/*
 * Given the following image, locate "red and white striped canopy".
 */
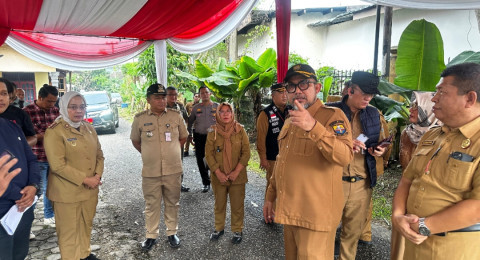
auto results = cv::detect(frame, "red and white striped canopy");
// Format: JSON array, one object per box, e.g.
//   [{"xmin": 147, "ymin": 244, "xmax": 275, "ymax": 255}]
[{"xmin": 0, "ymin": 0, "xmax": 256, "ymax": 70}]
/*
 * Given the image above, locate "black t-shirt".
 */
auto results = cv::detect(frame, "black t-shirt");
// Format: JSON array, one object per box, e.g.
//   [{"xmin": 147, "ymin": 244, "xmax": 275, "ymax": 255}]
[{"xmin": 0, "ymin": 105, "xmax": 36, "ymax": 137}]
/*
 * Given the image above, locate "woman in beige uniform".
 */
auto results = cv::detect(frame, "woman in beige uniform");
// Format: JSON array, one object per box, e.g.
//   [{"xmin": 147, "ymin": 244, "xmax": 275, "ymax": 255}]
[
  {"xmin": 205, "ymin": 102, "xmax": 250, "ymax": 244},
  {"xmin": 44, "ymin": 91, "xmax": 104, "ymax": 260},
  {"xmin": 391, "ymin": 91, "xmax": 440, "ymax": 260}
]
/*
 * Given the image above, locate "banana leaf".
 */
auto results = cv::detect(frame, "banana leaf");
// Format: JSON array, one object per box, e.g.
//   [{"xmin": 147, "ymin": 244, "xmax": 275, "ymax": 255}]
[
  {"xmin": 394, "ymin": 19, "xmax": 445, "ymax": 92},
  {"xmin": 447, "ymin": 51, "xmax": 480, "ymax": 67},
  {"xmin": 256, "ymin": 48, "xmax": 277, "ymax": 69}
]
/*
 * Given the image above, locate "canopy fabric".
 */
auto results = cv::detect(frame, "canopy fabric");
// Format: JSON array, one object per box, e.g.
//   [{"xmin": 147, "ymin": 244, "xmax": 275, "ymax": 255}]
[
  {"xmin": 363, "ymin": 0, "xmax": 480, "ymax": 9},
  {"xmin": 0, "ymin": 0, "xmax": 257, "ymax": 72}
]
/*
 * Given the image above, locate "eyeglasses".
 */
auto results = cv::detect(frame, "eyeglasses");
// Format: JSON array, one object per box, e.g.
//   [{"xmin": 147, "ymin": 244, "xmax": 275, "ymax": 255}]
[
  {"xmin": 353, "ymin": 87, "xmax": 376, "ymax": 99},
  {"xmin": 409, "ymin": 102, "xmax": 418, "ymax": 110},
  {"xmin": 286, "ymin": 80, "xmax": 315, "ymax": 93},
  {"xmin": 219, "ymin": 110, "xmax": 232, "ymax": 115},
  {"xmin": 167, "ymin": 94, "xmax": 178, "ymax": 97},
  {"xmin": 67, "ymin": 105, "xmax": 87, "ymax": 111}
]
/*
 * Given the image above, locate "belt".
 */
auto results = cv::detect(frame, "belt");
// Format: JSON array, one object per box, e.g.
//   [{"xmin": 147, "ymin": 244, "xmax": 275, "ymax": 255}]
[
  {"xmin": 342, "ymin": 176, "xmax": 365, "ymax": 183},
  {"xmin": 435, "ymin": 223, "xmax": 480, "ymax": 236}
]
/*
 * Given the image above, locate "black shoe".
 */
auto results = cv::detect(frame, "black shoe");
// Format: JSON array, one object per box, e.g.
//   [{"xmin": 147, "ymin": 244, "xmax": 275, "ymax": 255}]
[
  {"xmin": 184, "ymin": 151, "xmax": 189, "ymax": 157},
  {"xmin": 202, "ymin": 185, "xmax": 210, "ymax": 193},
  {"xmin": 181, "ymin": 185, "xmax": 190, "ymax": 192},
  {"xmin": 80, "ymin": 254, "xmax": 100, "ymax": 260},
  {"xmin": 210, "ymin": 230, "xmax": 224, "ymax": 241},
  {"xmin": 358, "ymin": 239, "xmax": 372, "ymax": 245},
  {"xmin": 231, "ymin": 232, "xmax": 242, "ymax": 244},
  {"xmin": 141, "ymin": 238, "xmax": 157, "ymax": 251},
  {"xmin": 168, "ymin": 234, "xmax": 181, "ymax": 248}
]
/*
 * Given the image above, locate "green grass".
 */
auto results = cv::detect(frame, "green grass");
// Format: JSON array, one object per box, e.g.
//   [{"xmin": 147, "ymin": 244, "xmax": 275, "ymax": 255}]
[{"xmin": 247, "ymin": 144, "xmax": 265, "ymax": 177}]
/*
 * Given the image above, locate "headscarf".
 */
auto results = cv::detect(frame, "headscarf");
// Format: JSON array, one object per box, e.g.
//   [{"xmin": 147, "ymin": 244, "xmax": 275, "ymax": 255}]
[
  {"xmin": 405, "ymin": 91, "xmax": 441, "ymax": 144},
  {"xmin": 57, "ymin": 91, "xmax": 86, "ymax": 128},
  {"xmin": 213, "ymin": 102, "xmax": 243, "ymax": 174}
]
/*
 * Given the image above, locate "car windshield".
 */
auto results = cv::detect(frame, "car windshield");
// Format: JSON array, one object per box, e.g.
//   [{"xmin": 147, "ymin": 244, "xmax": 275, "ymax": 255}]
[
  {"xmin": 84, "ymin": 93, "xmax": 109, "ymax": 105},
  {"xmin": 112, "ymin": 93, "xmax": 121, "ymax": 98}
]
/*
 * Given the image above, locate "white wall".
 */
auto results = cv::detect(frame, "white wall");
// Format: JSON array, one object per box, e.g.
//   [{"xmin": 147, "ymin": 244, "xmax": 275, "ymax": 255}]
[{"xmin": 238, "ymin": 8, "xmax": 480, "ymax": 71}]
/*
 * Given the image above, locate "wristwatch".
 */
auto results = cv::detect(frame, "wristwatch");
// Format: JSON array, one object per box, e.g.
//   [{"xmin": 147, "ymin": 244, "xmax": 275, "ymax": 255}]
[
  {"xmin": 28, "ymin": 183, "xmax": 41, "ymax": 196},
  {"xmin": 418, "ymin": 218, "xmax": 431, "ymax": 236}
]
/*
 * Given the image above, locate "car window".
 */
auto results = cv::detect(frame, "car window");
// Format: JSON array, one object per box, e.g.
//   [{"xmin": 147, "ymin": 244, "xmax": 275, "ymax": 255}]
[{"xmin": 84, "ymin": 93, "xmax": 110, "ymax": 105}]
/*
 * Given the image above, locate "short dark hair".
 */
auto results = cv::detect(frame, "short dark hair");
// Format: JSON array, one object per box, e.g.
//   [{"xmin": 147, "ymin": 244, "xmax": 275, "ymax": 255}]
[
  {"xmin": 0, "ymin": 78, "xmax": 14, "ymax": 94},
  {"xmin": 38, "ymin": 84, "xmax": 59, "ymax": 98},
  {"xmin": 199, "ymin": 86, "xmax": 209, "ymax": 92},
  {"xmin": 166, "ymin": 86, "xmax": 177, "ymax": 92},
  {"xmin": 441, "ymin": 63, "xmax": 480, "ymax": 101}
]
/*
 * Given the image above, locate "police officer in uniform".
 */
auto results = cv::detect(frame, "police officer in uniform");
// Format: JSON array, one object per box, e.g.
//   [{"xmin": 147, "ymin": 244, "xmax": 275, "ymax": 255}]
[
  {"xmin": 256, "ymin": 83, "xmax": 288, "ymax": 211},
  {"xmin": 263, "ymin": 64, "xmax": 353, "ymax": 259},
  {"xmin": 393, "ymin": 63, "xmax": 480, "ymax": 259},
  {"xmin": 166, "ymin": 86, "xmax": 190, "ymax": 192},
  {"xmin": 131, "ymin": 83, "xmax": 188, "ymax": 250},
  {"xmin": 328, "ymin": 71, "xmax": 390, "ymax": 260},
  {"xmin": 187, "ymin": 86, "xmax": 218, "ymax": 192}
]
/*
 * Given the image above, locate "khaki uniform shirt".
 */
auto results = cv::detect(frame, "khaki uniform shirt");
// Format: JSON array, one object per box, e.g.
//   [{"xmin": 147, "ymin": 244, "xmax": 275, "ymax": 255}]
[
  {"xmin": 404, "ymin": 117, "xmax": 480, "ymax": 218},
  {"xmin": 256, "ymin": 111, "xmax": 269, "ymax": 162},
  {"xmin": 266, "ymin": 100, "xmax": 353, "ymax": 231},
  {"xmin": 44, "ymin": 119, "xmax": 104, "ymax": 203},
  {"xmin": 130, "ymin": 109, "xmax": 188, "ymax": 177},
  {"xmin": 205, "ymin": 126, "xmax": 251, "ymax": 185},
  {"xmin": 343, "ymin": 111, "xmax": 388, "ymax": 178}
]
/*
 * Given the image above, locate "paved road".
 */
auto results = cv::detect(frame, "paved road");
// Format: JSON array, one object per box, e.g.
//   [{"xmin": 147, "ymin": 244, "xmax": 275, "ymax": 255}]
[{"xmin": 27, "ymin": 118, "xmax": 391, "ymax": 259}]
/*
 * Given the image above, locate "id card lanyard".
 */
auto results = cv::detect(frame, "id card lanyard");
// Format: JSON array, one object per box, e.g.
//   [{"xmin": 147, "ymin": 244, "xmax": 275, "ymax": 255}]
[{"xmin": 165, "ymin": 123, "xmax": 171, "ymax": 142}]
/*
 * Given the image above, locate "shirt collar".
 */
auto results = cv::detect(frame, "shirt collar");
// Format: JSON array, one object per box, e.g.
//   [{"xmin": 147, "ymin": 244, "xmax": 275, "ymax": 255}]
[{"xmin": 441, "ymin": 116, "xmax": 480, "ymax": 138}]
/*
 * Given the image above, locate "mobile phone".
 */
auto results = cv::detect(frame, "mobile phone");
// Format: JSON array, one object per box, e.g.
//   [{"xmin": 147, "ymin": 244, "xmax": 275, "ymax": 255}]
[
  {"xmin": 1, "ymin": 150, "xmax": 16, "ymax": 162},
  {"xmin": 373, "ymin": 134, "xmax": 393, "ymax": 150}
]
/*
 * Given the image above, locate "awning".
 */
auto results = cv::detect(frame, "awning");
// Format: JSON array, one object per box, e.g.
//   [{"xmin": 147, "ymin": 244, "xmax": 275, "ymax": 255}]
[{"xmin": 0, "ymin": 0, "xmax": 257, "ymax": 72}]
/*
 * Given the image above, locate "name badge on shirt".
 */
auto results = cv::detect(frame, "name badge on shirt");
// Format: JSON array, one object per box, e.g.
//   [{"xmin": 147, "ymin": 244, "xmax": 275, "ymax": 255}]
[{"xmin": 165, "ymin": 132, "xmax": 171, "ymax": 142}]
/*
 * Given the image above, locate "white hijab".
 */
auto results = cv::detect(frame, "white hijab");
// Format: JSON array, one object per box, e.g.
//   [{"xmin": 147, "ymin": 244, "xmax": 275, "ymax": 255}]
[
  {"xmin": 56, "ymin": 91, "xmax": 86, "ymax": 128},
  {"xmin": 405, "ymin": 91, "xmax": 441, "ymax": 144}
]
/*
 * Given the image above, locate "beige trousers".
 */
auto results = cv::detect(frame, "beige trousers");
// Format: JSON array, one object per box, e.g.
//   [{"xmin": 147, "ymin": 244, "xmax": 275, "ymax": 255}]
[
  {"xmin": 212, "ymin": 182, "xmax": 245, "ymax": 232},
  {"xmin": 53, "ymin": 196, "xmax": 98, "ymax": 260},
  {"xmin": 142, "ymin": 173, "xmax": 181, "ymax": 238},
  {"xmin": 339, "ymin": 180, "xmax": 372, "ymax": 260},
  {"xmin": 284, "ymin": 225, "xmax": 336, "ymax": 260}
]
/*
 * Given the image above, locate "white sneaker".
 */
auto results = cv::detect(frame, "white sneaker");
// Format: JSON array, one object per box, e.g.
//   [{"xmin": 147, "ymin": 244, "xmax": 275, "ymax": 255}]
[
  {"xmin": 29, "ymin": 232, "xmax": 36, "ymax": 240},
  {"xmin": 44, "ymin": 217, "xmax": 56, "ymax": 226}
]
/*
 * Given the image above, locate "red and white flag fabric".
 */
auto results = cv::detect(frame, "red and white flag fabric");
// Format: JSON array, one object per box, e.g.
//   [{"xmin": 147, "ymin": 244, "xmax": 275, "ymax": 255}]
[{"xmin": 0, "ymin": 0, "xmax": 256, "ymax": 70}]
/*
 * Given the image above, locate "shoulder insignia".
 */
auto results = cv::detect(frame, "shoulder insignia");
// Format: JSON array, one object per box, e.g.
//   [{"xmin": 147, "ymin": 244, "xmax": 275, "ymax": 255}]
[
  {"xmin": 329, "ymin": 120, "xmax": 347, "ymax": 136},
  {"xmin": 48, "ymin": 120, "xmax": 60, "ymax": 129},
  {"xmin": 167, "ymin": 108, "xmax": 181, "ymax": 114},
  {"xmin": 135, "ymin": 110, "xmax": 148, "ymax": 117},
  {"xmin": 422, "ymin": 140, "xmax": 435, "ymax": 146}
]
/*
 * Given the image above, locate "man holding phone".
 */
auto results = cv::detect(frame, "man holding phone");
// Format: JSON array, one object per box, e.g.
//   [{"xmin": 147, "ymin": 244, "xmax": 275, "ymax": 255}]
[{"xmin": 327, "ymin": 71, "xmax": 390, "ymax": 260}]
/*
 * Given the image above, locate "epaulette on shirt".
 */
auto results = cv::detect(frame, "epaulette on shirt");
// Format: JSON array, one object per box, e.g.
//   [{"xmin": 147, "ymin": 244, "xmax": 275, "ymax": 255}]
[
  {"xmin": 167, "ymin": 108, "xmax": 181, "ymax": 114},
  {"xmin": 135, "ymin": 110, "xmax": 148, "ymax": 117},
  {"xmin": 48, "ymin": 120, "xmax": 61, "ymax": 129}
]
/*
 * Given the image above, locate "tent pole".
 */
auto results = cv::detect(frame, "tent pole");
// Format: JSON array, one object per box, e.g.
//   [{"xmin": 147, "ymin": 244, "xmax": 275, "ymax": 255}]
[{"xmin": 373, "ymin": 5, "xmax": 381, "ymax": 75}]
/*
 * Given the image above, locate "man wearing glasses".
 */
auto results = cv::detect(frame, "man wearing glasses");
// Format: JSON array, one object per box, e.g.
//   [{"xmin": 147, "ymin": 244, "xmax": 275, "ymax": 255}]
[
  {"xmin": 166, "ymin": 86, "xmax": 190, "ymax": 192},
  {"xmin": 263, "ymin": 64, "xmax": 353, "ymax": 258},
  {"xmin": 328, "ymin": 71, "xmax": 390, "ymax": 260}
]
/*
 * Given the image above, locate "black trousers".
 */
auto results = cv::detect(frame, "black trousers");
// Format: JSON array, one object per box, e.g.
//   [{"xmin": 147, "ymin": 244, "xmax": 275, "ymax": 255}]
[{"xmin": 193, "ymin": 133, "xmax": 210, "ymax": 186}]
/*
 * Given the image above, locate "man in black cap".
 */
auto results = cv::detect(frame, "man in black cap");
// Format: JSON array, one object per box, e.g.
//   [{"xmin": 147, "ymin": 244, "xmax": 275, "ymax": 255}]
[
  {"xmin": 327, "ymin": 71, "xmax": 390, "ymax": 260},
  {"xmin": 256, "ymin": 83, "xmax": 288, "ymax": 216},
  {"xmin": 264, "ymin": 64, "xmax": 353, "ymax": 258},
  {"xmin": 130, "ymin": 83, "xmax": 188, "ymax": 250}
]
